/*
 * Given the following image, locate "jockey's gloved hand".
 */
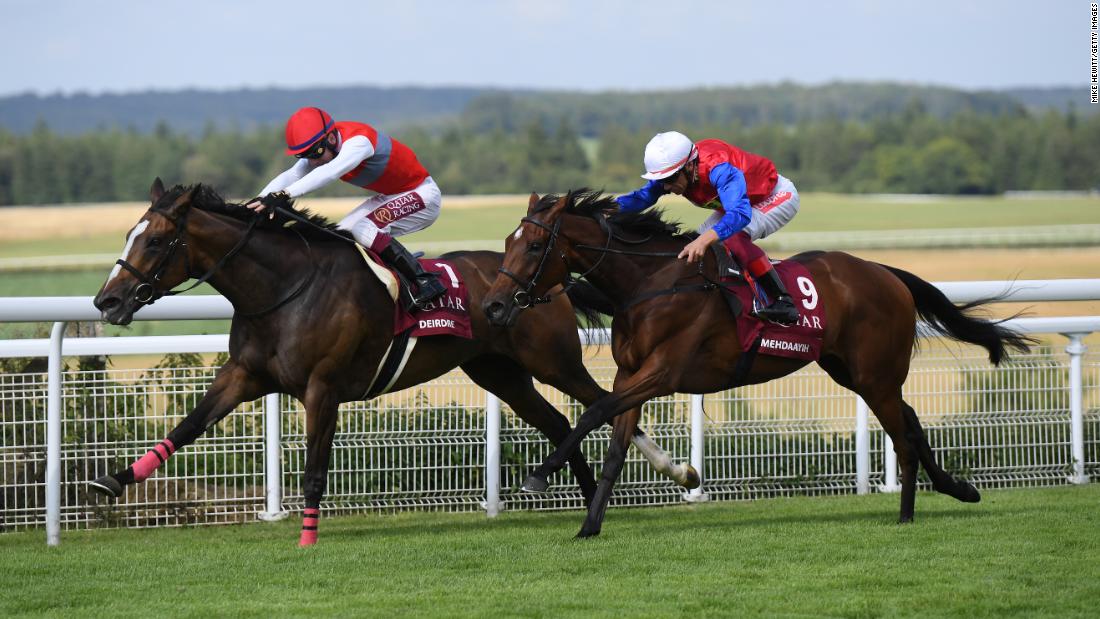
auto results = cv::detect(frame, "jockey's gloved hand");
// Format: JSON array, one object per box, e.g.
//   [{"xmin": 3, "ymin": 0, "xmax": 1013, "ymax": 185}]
[{"xmin": 260, "ymin": 191, "xmax": 291, "ymax": 209}]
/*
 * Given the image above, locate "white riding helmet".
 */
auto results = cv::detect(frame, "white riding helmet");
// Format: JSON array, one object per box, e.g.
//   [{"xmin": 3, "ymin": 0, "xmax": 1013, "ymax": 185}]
[{"xmin": 641, "ymin": 131, "xmax": 698, "ymax": 180}]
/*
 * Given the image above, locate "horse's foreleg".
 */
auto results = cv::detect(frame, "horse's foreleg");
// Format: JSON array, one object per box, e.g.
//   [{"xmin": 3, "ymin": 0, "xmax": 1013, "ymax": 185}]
[
  {"xmin": 577, "ymin": 406, "xmax": 640, "ymax": 539},
  {"xmin": 460, "ymin": 357, "xmax": 599, "ymax": 507},
  {"xmin": 525, "ymin": 346, "xmax": 697, "ymax": 490},
  {"xmin": 299, "ymin": 391, "xmax": 340, "ymax": 547},
  {"xmin": 631, "ymin": 430, "xmax": 699, "ymax": 489},
  {"xmin": 523, "ymin": 362, "xmax": 670, "ymax": 493},
  {"xmin": 88, "ymin": 362, "xmax": 266, "ymax": 497}
]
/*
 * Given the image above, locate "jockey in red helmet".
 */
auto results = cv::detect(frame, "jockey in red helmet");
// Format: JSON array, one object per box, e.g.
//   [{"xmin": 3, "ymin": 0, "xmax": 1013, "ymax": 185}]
[
  {"xmin": 616, "ymin": 131, "xmax": 800, "ymax": 325},
  {"xmin": 248, "ymin": 106, "xmax": 445, "ymax": 309}
]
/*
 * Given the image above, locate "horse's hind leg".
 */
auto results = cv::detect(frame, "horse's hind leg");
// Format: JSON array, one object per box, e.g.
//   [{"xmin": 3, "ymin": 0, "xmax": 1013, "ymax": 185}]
[
  {"xmin": 88, "ymin": 361, "xmax": 266, "ymax": 497},
  {"xmin": 901, "ymin": 401, "xmax": 980, "ymax": 503},
  {"xmin": 819, "ymin": 356, "xmax": 920, "ymax": 522},
  {"xmin": 864, "ymin": 391, "xmax": 921, "ymax": 523},
  {"xmin": 460, "ymin": 356, "xmax": 599, "ymax": 507}
]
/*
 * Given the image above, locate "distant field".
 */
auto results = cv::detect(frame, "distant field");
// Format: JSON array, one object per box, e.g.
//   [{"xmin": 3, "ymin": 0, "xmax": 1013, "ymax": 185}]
[
  {"xmin": 1, "ymin": 193, "xmax": 1097, "ymax": 337},
  {"xmin": 3, "ymin": 193, "xmax": 1099, "ymax": 260}
]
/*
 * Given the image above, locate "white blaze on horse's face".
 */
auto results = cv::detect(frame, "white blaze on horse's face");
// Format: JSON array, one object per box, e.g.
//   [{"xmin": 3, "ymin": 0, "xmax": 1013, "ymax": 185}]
[
  {"xmin": 512, "ymin": 226, "xmax": 523, "ymax": 241},
  {"xmin": 107, "ymin": 219, "xmax": 151, "ymax": 282}
]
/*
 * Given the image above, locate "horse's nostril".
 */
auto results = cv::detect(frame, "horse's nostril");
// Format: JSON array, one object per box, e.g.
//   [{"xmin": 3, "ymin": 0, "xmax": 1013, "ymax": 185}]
[{"xmin": 97, "ymin": 297, "xmax": 120, "ymax": 311}]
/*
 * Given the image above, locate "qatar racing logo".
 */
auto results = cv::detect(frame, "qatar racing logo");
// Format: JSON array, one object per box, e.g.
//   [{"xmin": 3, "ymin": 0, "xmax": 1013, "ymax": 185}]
[
  {"xmin": 368, "ymin": 192, "xmax": 425, "ymax": 226},
  {"xmin": 753, "ymin": 191, "xmax": 792, "ymax": 214}
]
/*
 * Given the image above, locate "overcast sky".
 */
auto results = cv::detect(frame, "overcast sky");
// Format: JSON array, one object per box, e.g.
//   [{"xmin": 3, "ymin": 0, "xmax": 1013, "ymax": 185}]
[{"xmin": 1, "ymin": 0, "xmax": 1089, "ymax": 96}]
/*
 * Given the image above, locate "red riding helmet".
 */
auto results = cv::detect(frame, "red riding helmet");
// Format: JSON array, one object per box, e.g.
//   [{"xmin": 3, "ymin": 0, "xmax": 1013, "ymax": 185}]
[{"xmin": 285, "ymin": 107, "xmax": 335, "ymax": 155}]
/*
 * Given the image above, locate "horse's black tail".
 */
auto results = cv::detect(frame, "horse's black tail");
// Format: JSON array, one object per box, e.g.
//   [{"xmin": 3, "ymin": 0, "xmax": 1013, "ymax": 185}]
[
  {"xmin": 565, "ymin": 280, "xmax": 614, "ymax": 329},
  {"xmin": 880, "ymin": 265, "xmax": 1036, "ymax": 365}
]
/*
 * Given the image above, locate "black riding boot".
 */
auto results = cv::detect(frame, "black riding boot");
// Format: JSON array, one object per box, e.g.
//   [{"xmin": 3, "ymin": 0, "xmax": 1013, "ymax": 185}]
[
  {"xmin": 379, "ymin": 238, "xmax": 446, "ymax": 309},
  {"xmin": 754, "ymin": 268, "xmax": 800, "ymax": 325}
]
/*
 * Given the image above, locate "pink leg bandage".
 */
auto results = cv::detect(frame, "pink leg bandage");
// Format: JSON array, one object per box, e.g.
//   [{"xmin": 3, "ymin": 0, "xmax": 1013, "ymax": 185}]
[
  {"xmin": 299, "ymin": 508, "xmax": 320, "ymax": 547},
  {"xmin": 131, "ymin": 439, "xmax": 176, "ymax": 482}
]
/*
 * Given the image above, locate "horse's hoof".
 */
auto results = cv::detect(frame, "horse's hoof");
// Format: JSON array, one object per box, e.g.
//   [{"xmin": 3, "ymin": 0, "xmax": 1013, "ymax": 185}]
[
  {"xmin": 575, "ymin": 527, "xmax": 601, "ymax": 539},
  {"xmin": 521, "ymin": 475, "xmax": 549, "ymax": 493},
  {"xmin": 88, "ymin": 476, "xmax": 122, "ymax": 498},
  {"xmin": 957, "ymin": 482, "xmax": 981, "ymax": 503},
  {"xmin": 682, "ymin": 464, "xmax": 701, "ymax": 490}
]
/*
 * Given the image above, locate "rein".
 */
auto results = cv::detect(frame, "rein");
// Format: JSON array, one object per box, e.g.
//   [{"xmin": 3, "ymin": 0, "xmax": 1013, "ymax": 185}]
[
  {"xmin": 504, "ymin": 210, "xmax": 722, "ymax": 313},
  {"xmin": 116, "ymin": 205, "xmax": 319, "ymax": 317}
]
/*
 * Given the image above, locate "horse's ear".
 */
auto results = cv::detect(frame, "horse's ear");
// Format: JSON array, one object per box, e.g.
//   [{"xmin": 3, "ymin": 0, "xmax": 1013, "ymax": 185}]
[
  {"xmin": 162, "ymin": 185, "xmax": 196, "ymax": 221},
  {"xmin": 548, "ymin": 193, "xmax": 570, "ymax": 217},
  {"xmin": 526, "ymin": 192, "xmax": 540, "ymax": 214},
  {"xmin": 150, "ymin": 178, "xmax": 166, "ymax": 203}
]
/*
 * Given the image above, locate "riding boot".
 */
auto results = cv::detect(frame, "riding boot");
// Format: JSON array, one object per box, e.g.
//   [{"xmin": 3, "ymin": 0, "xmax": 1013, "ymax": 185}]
[
  {"xmin": 754, "ymin": 268, "xmax": 800, "ymax": 325},
  {"xmin": 378, "ymin": 237, "xmax": 447, "ymax": 309}
]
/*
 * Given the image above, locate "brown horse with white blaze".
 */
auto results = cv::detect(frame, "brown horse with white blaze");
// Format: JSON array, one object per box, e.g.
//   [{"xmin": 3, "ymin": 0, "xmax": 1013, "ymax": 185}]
[
  {"xmin": 89, "ymin": 180, "xmax": 698, "ymax": 545},
  {"xmin": 483, "ymin": 190, "xmax": 1034, "ymax": 538}
]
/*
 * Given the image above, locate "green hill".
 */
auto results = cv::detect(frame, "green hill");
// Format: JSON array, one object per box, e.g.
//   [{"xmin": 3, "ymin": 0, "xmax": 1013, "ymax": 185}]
[{"xmin": 0, "ymin": 82, "xmax": 1084, "ymax": 137}]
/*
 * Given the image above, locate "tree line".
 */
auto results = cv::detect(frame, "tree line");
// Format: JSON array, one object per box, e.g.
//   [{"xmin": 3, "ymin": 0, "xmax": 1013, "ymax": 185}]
[{"xmin": 0, "ymin": 103, "xmax": 1097, "ymax": 206}]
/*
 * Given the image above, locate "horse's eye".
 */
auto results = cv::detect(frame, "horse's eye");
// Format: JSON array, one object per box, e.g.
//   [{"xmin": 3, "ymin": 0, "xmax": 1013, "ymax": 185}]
[
  {"xmin": 527, "ymin": 243, "xmax": 543, "ymax": 254},
  {"xmin": 148, "ymin": 237, "xmax": 163, "ymax": 248}
]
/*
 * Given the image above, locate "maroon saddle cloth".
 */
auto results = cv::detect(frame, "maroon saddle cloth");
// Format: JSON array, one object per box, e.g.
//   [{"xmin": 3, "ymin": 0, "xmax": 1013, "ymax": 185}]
[
  {"xmin": 357, "ymin": 247, "xmax": 473, "ymax": 339},
  {"xmin": 393, "ymin": 257, "xmax": 474, "ymax": 339},
  {"xmin": 722, "ymin": 260, "xmax": 826, "ymax": 362}
]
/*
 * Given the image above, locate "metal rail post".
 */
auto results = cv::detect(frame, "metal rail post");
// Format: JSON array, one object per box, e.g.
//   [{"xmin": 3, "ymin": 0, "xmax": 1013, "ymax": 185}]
[
  {"xmin": 880, "ymin": 435, "xmax": 901, "ymax": 493},
  {"xmin": 258, "ymin": 393, "xmax": 288, "ymax": 521},
  {"xmin": 46, "ymin": 321, "xmax": 66, "ymax": 546},
  {"xmin": 856, "ymin": 396, "xmax": 870, "ymax": 495},
  {"xmin": 685, "ymin": 394, "xmax": 710, "ymax": 502},
  {"xmin": 1064, "ymin": 333, "xmax": 1091, "ymax": 484},
  {"xmin": 484, "ymin": 393, "xmax": 502, "ymax": 516}
]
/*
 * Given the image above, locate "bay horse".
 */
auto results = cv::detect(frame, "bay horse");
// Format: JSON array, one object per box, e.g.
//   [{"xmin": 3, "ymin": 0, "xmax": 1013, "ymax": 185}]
[
  {"xmin": 89, "ymin": 179, "xmax": 698, "ymax": 546},
  {"xmin": 483, "ymin": 190, "xmax": 1034, "ymax": 538}
]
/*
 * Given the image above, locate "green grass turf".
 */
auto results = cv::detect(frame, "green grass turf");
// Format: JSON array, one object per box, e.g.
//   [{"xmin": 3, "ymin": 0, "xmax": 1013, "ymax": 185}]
[{"xmin": 3, "ymin": 485, "xmax": 1098, "ymax": 618}]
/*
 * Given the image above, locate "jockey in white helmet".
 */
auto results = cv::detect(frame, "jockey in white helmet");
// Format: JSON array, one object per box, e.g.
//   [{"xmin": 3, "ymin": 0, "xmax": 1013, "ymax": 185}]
[{"xmin": 616, "ymin": 131, "xmax": 801, "ymax": 325}]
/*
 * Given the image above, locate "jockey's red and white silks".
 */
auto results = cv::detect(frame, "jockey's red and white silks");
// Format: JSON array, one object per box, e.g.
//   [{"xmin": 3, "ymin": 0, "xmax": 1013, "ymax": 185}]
[
  {"xmin": 684, "ymin": 139, "xmax": 779, "ymax": 208},
  {"xmin": 699, "ymin": 175, "xmax": 800, "ymax": 241},
  {"xmin": 338, "ymin": 177, "xmax": 442, "ymax": 248},
  {"xmin": 333, "ymin": 121, "xmax": 428, "ymax": 195}
]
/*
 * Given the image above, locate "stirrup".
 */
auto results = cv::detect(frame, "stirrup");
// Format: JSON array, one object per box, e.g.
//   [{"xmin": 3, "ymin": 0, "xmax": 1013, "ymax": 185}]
[
  {"xmin": 410, "ymin": 276, "xmax": 446, "ymax": 310},
  {"xmin": 753, "ymin": 296, "xmax": 799, "ymax": 325}
]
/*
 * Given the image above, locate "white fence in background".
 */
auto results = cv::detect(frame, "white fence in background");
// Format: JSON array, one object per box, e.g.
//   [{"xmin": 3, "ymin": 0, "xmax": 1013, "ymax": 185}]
[{"xmin": 1, "ymin": 280, "xmax": 1098, "ymax": 546}]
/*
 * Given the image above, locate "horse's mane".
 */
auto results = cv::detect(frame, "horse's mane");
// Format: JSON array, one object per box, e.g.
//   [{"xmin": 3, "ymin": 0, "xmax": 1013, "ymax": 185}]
[
  {"xmin": 532, "ymin": 189, "xmax": 696, "ymax": 241},
  {"xmin": 155, "ymin": 184, "xmax": 354, "ymax": 243}
]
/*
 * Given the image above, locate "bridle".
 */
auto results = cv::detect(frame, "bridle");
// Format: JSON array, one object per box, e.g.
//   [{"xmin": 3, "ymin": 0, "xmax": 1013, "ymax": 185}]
[
  {"xmin": 496, "ymin": 216, "xmax": 566, "ymax": 309},
  {"xmin": 113, "ymin": 206, "xmax": 317, "ymax": 317},
  {"xmin": 114, "ymin": 208, "xmax": 208, "ymax": 305}
]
